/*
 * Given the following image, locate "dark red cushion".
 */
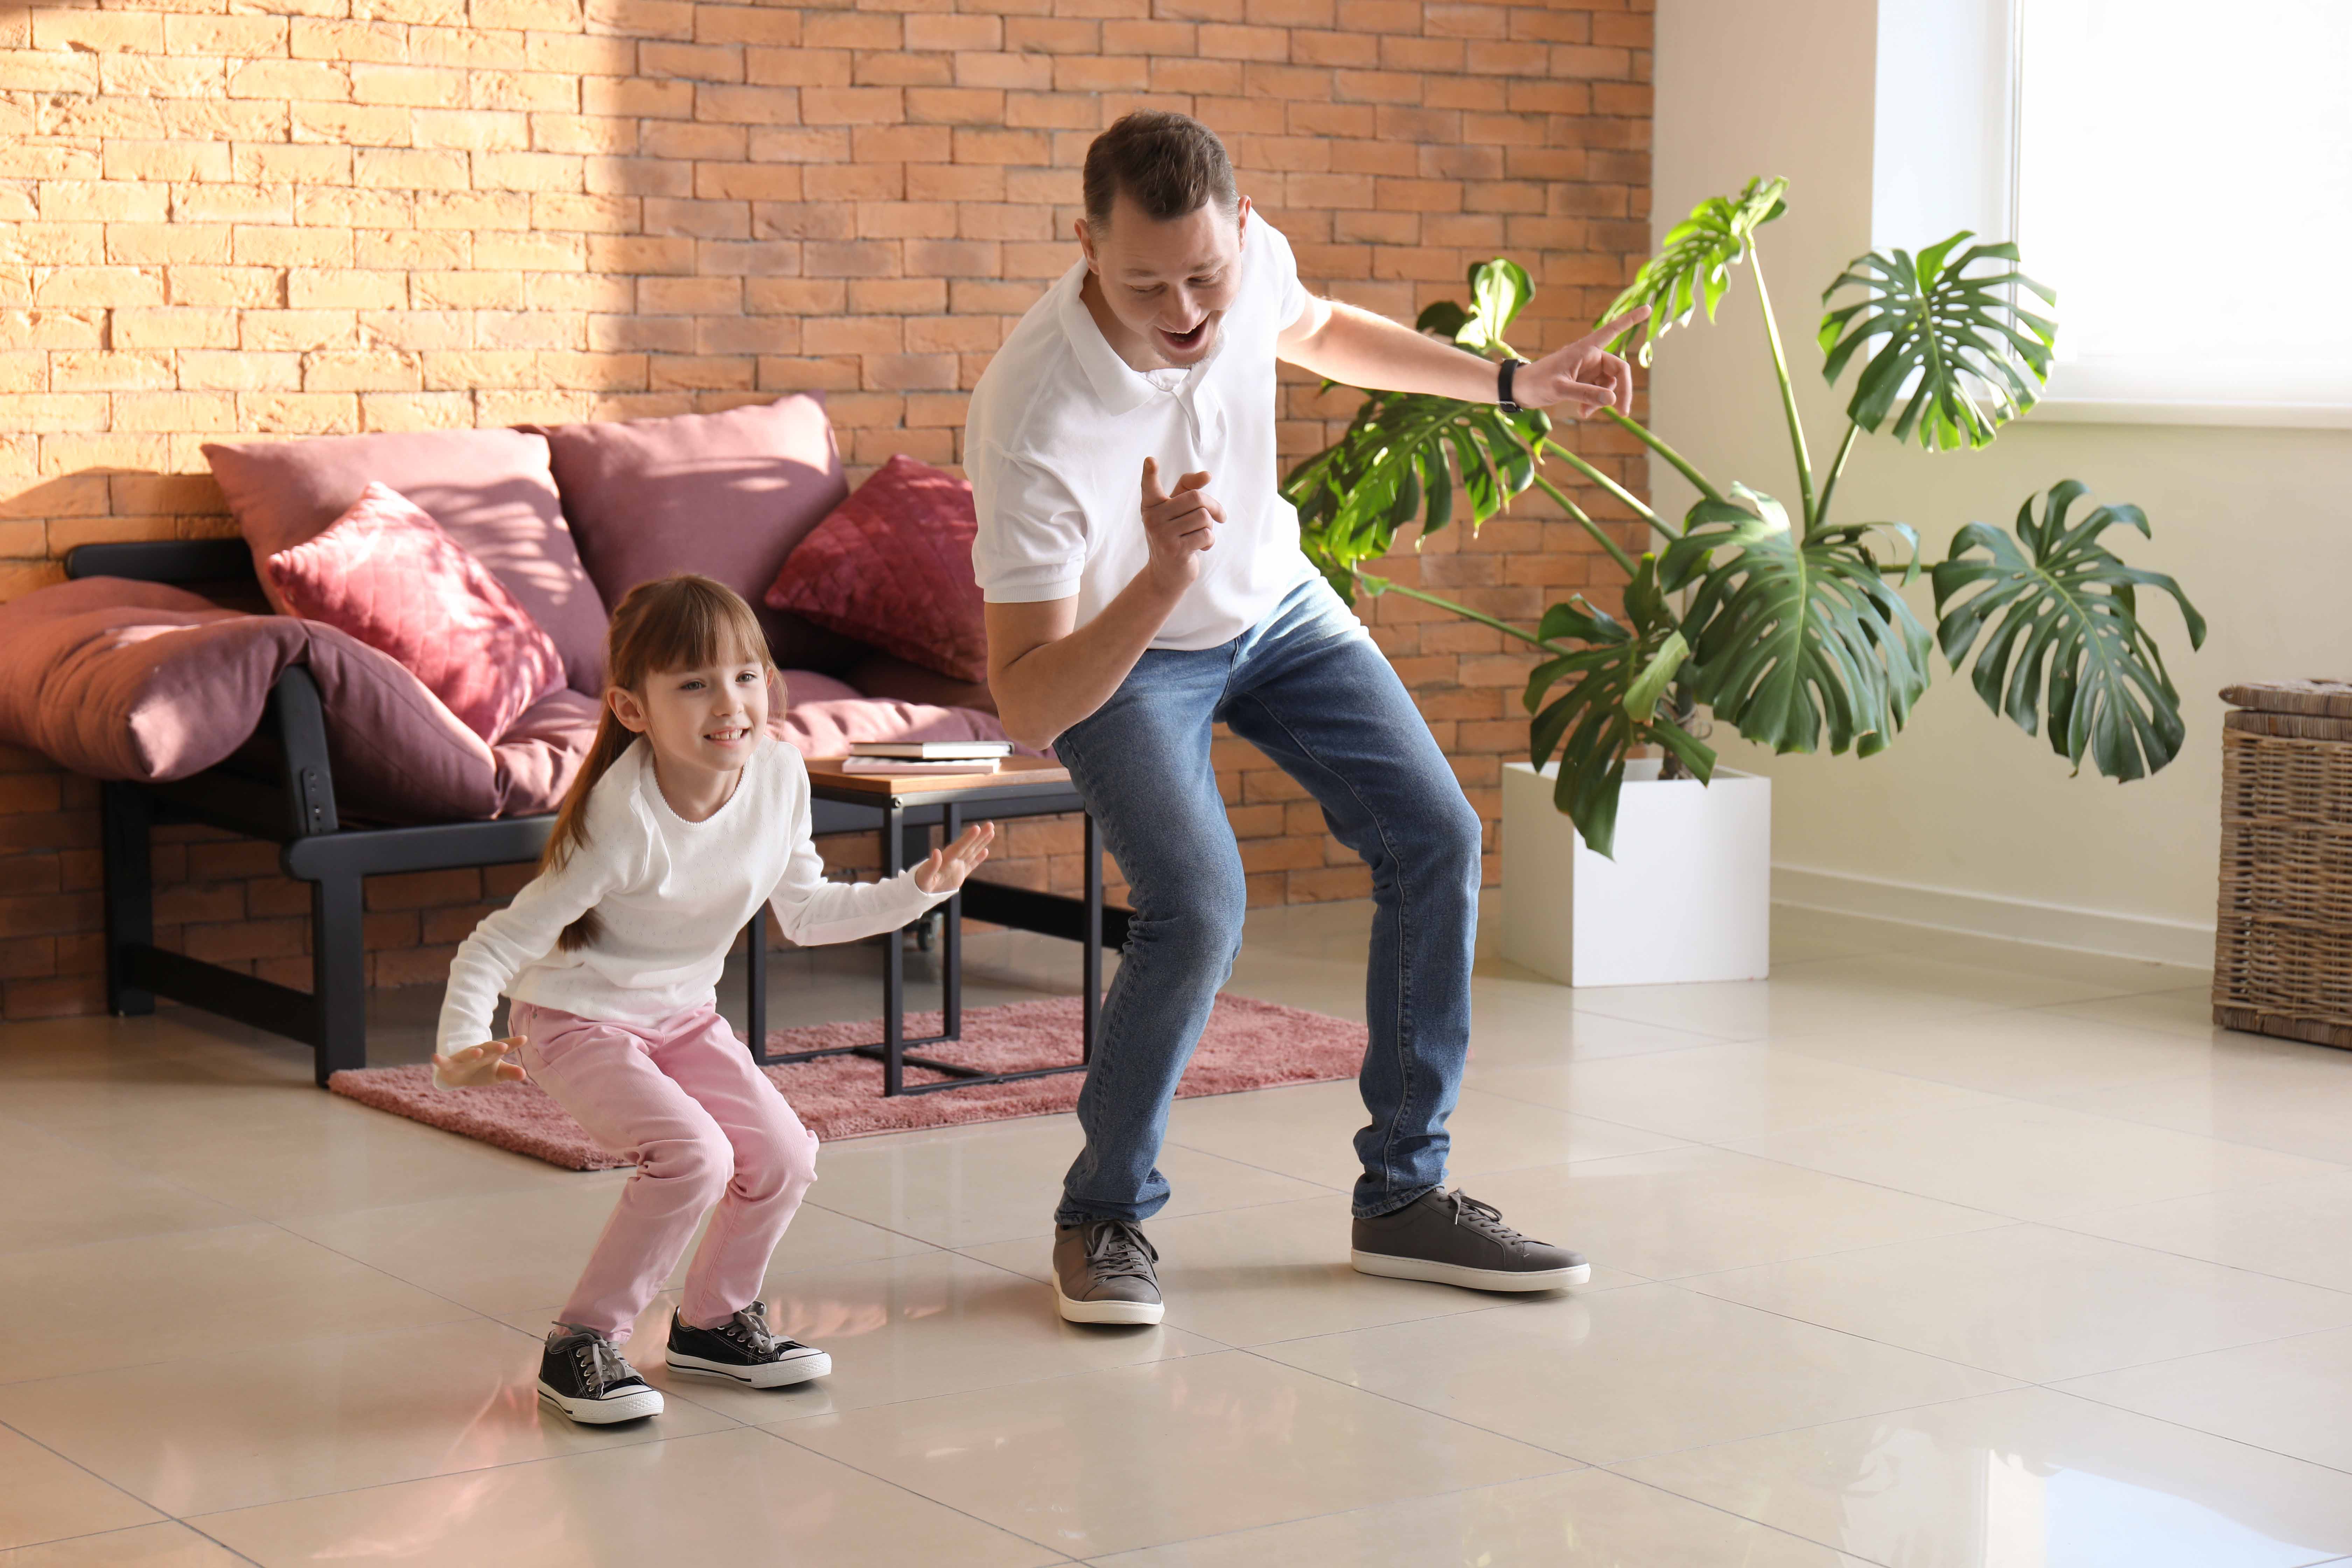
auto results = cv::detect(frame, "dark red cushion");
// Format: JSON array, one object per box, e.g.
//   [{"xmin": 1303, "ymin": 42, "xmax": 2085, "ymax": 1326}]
[
  {"xmin": 262, "ymin": 483, "xmax": 567, "ymax": 744},
  {"xmin": 203, "ymin": 427, "xmax": 609, "ymax": 696},
  {"xmin": 539, "ymin": 396, "xmax": 854, "ymax": 670},
  {"xmin": 765, "ymin": 455, "xmax": 986, "ymax": 685}
]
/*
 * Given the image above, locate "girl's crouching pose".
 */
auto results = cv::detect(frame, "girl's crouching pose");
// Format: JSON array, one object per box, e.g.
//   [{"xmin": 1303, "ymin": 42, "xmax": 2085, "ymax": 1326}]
[{"xmin": 432, "ymin": 574, "xmax": 993, "ymax": 1425}]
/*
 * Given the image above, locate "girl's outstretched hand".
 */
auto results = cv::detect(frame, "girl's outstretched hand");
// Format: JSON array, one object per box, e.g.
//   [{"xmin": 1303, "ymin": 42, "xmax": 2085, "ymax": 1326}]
[
  {"xmin": 432, "ymin": 1037, "xmax": 527, "ymax": 1090},
  {"xmin": 915, "ymin": 821, "xmax": 995, "ymax": 895}
]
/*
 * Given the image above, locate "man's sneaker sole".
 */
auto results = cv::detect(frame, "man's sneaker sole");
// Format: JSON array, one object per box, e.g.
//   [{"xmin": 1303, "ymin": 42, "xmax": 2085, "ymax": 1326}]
[
  {"xmin": 665, "ymin": 1349, "xmax": 831, "ymax": 1388},
  {"xmin": 537, "ymin": 1380, "xmax": 663, "ymax": 1424},
  {"xmin": 1054, "ymin": 1280, "xmax": 1164, "ymax": 1325},
  {"xmin": 1350, "ymin": 1249, "xmax": 1590, "ymax": 1293}
]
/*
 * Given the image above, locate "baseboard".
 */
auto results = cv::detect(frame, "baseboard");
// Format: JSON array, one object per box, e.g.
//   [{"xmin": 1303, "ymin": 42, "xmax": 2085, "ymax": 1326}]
[{"xmin": 1772, "ymin": 864, "xmax": 2216, "ymax": 969}]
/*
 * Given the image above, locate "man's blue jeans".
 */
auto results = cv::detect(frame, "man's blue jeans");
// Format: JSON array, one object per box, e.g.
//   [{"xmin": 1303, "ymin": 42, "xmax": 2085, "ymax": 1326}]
[{"xmin": 1050, "ymin": 576, "xmax": 1482, "ymax": 1223}]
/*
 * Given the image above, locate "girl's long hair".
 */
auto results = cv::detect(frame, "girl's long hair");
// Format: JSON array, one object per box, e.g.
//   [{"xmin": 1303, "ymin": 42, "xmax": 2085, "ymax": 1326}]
[{"xmin": 542, "ymin": 574, "xmax": 774, "ymax": 952}]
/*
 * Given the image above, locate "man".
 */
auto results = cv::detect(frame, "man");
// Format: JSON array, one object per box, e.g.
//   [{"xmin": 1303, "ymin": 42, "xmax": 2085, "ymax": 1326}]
[{"xmin": 967, "ymin": 112, "xmax": 1645, "ymax": 1326}]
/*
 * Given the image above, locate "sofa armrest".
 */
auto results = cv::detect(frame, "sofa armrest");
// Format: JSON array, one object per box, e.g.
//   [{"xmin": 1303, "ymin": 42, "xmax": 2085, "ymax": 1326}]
[{"xmin": 269, "ymin": 664, "xmax": 341, "ymax": 838}]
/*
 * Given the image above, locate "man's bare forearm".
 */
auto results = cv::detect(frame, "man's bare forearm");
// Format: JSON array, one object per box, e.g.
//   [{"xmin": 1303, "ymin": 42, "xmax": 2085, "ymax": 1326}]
[
  {"xmin": 1279, "ymin": 300, "xmax": 1500, "ymax": 402},
  {"xmin": 988, "ymin": 571, "xmax": 1187, "ymax": 749}
]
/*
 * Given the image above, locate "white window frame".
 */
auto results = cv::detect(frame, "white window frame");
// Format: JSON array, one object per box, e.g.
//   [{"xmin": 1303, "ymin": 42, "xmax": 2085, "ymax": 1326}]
[{"xmin": 1872, "ymin": 0, "xmax": 2352, "ymax": 430}]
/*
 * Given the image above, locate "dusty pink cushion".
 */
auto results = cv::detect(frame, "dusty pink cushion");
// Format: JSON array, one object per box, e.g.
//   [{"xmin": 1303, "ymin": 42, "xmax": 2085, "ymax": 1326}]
[
  {"xmin": 204, "ymin": 427, "xmax": 610, "ymax": 696},
  {"xmin": 0, "ymin": 576, "xmax": 590, "ymax": 820},
  {"xmin": 262, "ymin": 484, "xmax": 567, "ymax": 745},
  {"xmin": 540, "ymin": 396, "xmax": 854, "ymax": 670},
  {"xmin": 765, "ymin": 454, "xmax": 986, "ymax": 685},
  {"xmin": 779, "ymin": 669, "xmax": 863, "ymax": 707}
]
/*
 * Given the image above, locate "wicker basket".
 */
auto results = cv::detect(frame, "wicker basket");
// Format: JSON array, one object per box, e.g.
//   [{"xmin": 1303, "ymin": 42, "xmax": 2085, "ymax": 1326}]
[{"xmin": 2214, "ymin": 680, "xmax": 2352, "ymax": 1049}]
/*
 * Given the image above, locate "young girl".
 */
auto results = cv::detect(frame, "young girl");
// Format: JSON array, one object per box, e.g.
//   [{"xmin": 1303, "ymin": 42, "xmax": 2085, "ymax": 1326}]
[{"xmin": 432, "ymin": 574, "xmax": 994, "ymax": 1425}]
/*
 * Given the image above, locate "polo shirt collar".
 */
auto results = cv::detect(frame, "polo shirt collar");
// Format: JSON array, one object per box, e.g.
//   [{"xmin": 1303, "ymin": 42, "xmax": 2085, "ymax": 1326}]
[{"xmin": 1056, "ymin": 259, "xmax": 1238, "ymax": 421}]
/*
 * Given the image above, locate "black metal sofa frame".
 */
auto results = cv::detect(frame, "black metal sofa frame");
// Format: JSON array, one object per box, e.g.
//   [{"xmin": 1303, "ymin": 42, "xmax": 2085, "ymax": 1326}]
[{"xmin": 68, "ymin": 539, "xmax": 1125, "ymax": 1085}]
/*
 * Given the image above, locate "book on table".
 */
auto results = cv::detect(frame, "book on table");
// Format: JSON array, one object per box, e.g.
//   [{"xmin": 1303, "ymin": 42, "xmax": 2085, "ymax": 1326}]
[
  {"xmin": 846, "ymin": 740, "xmax": 1014, "ymax": 760},
  {"xmin": 837, "ymin": 757, "xmax": 1003, "ymax": 775}
]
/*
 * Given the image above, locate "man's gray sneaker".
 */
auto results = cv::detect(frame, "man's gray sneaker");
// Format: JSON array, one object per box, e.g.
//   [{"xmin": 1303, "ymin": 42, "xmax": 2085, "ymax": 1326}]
[
  {"xmin": 1351, "ymin": 1189, "xmax": 1589, "ymax": 1292},
  {"xmin": 1053, "ymin": 1219, "xmax": 1164, "ymax": 1325}
]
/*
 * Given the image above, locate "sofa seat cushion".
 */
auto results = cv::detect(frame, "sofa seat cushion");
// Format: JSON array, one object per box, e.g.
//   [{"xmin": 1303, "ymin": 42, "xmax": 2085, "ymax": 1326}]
[
  {"xmin": 262, "ymin": 483, "xmax": 568, "ymax": 744},
  {"xmin": 0, "ymin": 576, "xmax": 593, "ymax": 821},
  {"xmin": 765, "ymin": 454, "xmax": 987, "ymax": 685},
  {"xmin": 540, "ymin": 396, "xmax": 854, "ymax": 672},
  {"xmin": 203, "ymin": 427, "xmax": 610, "ymax": 697}
]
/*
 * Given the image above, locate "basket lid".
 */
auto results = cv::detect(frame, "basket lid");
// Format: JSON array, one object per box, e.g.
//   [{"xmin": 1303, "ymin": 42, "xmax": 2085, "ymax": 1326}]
[{"xmin": 2220, "ymin": 679, "xmax": 2352, "ymax": 718}]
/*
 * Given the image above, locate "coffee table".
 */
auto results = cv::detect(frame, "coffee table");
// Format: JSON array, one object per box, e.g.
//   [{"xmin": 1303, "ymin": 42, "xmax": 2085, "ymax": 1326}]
[{"xmin": 742, "ymin": 756, "xmax": 1125, "ymax": 1096}]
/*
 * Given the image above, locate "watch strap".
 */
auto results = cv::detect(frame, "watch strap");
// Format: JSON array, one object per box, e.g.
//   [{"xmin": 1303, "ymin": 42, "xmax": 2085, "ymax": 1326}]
[{"xmin": 1497, "ymin": 357, "xmax": 1528, "ymax": 413}]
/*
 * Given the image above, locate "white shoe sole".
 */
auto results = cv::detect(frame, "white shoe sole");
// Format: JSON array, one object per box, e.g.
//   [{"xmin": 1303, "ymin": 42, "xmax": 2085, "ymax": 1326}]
[
  {"xmin": 1054, "ymin": 1280, "xmax": 1164, "ymax": 1325},
  {"xmin": 665, "ymin": 1350, "xmax": 831, "ymax": 1388},
  {"xmin": 537, "ymin": 1382, "xmax": 664, "ymax": 1424},
  {"xmin": 1350, "ymin": 1249, "xmax": 1590, "ymax": 1293}
]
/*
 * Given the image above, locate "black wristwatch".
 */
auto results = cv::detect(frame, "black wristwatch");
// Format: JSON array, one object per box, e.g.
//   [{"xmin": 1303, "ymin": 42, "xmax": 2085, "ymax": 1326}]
[{"xmin": 1497, "ymin": 357, "xmax": 1528, "ymax": 413}]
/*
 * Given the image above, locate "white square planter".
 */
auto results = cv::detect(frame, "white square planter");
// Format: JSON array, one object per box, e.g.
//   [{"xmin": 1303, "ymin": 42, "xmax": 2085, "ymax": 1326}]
[{"xmin": 1500, "ymin": 759, "xmax": 1771, "ymax": 987}]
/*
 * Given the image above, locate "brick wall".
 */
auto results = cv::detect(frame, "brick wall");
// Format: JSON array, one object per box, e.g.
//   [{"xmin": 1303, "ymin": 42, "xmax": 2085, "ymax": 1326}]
[{"xmin": 0, "ymin": 0, "xmax": 1652, "ymax": 1020}]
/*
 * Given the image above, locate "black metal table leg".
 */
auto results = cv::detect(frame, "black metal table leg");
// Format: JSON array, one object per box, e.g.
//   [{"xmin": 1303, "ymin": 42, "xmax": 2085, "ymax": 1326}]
[
  {"xmin": 882, "ymin": 798, "xmax": 905, "ymax": 1096},
  {"xmin": 100, "ymin": 782, "xmax": 156, "ymax": 1017},
  {"xmin": 1083, "ymin": 810, "xmax": 1102, "ymax": 1063},
  {"xmin": 744, "ymin": 911, "xmax": 769, "ymax": 1064},
  {"xmin": 942, "ymin": 803, "xmax": 962, "ymax": 1040}
]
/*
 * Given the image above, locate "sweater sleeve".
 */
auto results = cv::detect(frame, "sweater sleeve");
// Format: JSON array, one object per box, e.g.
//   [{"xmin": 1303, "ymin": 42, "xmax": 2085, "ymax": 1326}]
[
  {"xmin": 434, "ymin": 792, "xmax": 643, "ymax": 1060},
  {"xmin": 766, "ymin": 752, "xmax": 953, "ymax": 947}
]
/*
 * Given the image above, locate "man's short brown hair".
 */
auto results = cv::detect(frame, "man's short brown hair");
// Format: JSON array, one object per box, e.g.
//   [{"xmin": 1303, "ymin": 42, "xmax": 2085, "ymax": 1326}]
[{"xmin": 1083, "ymin": 112, "xmax": 1238, "ymax": 230}]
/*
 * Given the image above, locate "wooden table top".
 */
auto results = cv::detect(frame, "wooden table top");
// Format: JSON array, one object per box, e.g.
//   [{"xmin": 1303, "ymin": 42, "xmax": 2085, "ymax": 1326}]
[{"xmin": 802, "ymin": 754, "xmax": 1075, "ymax": 804}]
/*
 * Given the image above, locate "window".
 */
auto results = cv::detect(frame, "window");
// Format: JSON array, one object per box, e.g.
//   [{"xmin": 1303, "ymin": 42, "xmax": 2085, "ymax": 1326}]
[{"xmin": 1875, "ymin": 0, "xmax": 2352, "ymax": 425}]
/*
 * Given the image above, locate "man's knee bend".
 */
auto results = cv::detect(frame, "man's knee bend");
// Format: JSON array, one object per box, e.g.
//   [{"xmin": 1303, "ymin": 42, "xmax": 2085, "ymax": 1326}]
[
  {"xmin": 1419, "ymin": 797, "xmax": 1485, "ymax": 897},
  {"xmin": 1141, "ymin": 892, "xmax": 1247, "ymax": 974}
]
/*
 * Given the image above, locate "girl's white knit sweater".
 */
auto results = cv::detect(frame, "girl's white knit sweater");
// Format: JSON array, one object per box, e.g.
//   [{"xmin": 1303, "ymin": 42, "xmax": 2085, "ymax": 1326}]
[{"xmin": 436, "ymin": 733, "xmax": 948, "ymax": 1056}]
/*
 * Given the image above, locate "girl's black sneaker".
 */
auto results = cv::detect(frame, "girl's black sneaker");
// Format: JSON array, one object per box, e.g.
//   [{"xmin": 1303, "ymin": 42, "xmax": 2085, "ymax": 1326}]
[
  {"xmin": 665, "ymin": 1301, "xmax": 832, "ymax": 1388},
  {"xmin": 538, "ymin": 1327, "xmax": 664, "ymax": 1424}
]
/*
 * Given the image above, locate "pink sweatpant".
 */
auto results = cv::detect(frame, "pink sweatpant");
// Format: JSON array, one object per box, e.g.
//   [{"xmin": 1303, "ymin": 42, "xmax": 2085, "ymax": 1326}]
[{"xmin": 512, "ymin": 999, "xmax": 819, "ymax": 1345}]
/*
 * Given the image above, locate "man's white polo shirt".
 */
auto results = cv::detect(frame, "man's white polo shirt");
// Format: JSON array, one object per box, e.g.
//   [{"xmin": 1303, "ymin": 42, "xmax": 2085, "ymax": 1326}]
[{"xmin": 965, "ymin": 218, "xmax": 1320, "ymax": 651}]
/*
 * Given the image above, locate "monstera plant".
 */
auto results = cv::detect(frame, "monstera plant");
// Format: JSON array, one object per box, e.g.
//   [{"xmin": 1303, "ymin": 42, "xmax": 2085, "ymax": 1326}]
[{"xmin": 1282, "ymin": 176, "xmax": 2206, "ymax": 856}]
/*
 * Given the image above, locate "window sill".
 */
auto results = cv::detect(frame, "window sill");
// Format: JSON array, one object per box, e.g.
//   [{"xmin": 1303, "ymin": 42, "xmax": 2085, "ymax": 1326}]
[{"xmin": 2030, "ymin": 398, "xmax": 2352, "ymax": 432}]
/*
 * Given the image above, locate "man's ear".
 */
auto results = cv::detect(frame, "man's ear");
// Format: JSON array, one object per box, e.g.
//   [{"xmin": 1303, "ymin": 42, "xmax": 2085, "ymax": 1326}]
[
  {"xmin": 607, "ymin": 686, "xmax": 649, "ymax": 735},
  {"xmin": 1235, "ymin": 193, "xmax": 1252, "ymax": 243},
  {"xmin": 1074, "ymin": 215, "xmax": 1098, "ymax": 273}
]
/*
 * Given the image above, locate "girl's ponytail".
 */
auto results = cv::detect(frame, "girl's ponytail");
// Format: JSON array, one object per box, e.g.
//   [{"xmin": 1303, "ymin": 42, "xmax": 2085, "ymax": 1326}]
[{"xmin": 535, "ymin": 573, "xmax": 775, "ymax": 954}]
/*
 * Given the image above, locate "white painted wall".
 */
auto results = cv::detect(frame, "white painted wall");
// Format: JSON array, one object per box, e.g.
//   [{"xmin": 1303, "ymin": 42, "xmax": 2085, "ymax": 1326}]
[{"xmin": 1650, "ymin": 0, "xmax": 2352, "ymax": 963}]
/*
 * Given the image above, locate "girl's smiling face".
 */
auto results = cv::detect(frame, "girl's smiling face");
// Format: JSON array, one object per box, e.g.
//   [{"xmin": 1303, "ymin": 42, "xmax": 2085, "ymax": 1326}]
[{"xmin": 608, "ymin": 645, "xmax": 771, "ymax": 791}]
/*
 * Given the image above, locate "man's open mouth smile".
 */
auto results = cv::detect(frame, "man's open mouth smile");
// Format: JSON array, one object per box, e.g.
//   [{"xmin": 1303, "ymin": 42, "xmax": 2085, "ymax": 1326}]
[{"xmin": 1157, "ymin": 320, "xmax": 1210, "ymax": 353}]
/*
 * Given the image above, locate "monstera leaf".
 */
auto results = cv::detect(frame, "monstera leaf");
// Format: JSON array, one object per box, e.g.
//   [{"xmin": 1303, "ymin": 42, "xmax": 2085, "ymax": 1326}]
[
  {"xmin": 1931, "ymin": 481, "xmax": 2207, "ymax": 781},
  {"xmin": 1418, "ymin": 258, "xmax": 1534, "ymax": 359},
  {"xmin": 1285, "ymin": 258, "xmax": 1552, "ymax": 594},
  {"xmin": 1820, "ymin": 232, "xmax": 2056, "ymax": 452},
  {"xmin": 1662, "ymin": 485, "xmax": 1931, "ymax": 757},
  {"xmin": 1523, "ymin": 558, "xmax": 1713, "ymax": 858},
  {"xmin": 1283, "ymin": 391, "xmax": 1548, "ymax": 594},
  {"xmin": 1597, "ymin": 176, "xmax": 1788, "ymax": 364}
]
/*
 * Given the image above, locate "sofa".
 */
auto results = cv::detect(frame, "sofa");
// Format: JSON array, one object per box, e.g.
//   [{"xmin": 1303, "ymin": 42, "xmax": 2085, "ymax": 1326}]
[{"xmin": 0, "ymin": 396, "xmax": 1101, "ymax": 1082}]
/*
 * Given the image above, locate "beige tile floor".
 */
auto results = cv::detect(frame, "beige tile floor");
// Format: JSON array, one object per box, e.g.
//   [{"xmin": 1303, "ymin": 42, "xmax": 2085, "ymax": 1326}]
[{"xmin": 4, "ymin": 902, "xmax": 2351, "ymax": 1566}]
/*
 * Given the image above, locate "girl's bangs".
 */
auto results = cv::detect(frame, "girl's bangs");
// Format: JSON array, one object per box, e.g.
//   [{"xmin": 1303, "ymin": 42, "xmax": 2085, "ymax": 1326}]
[{"xmin": 627, "ymin": 579, "xmax": 774, "ymax": 680}]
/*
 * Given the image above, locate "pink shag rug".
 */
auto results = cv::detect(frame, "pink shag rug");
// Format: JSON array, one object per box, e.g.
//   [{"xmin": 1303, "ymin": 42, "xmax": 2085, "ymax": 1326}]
[{"xmin": 327, "ymin": 994, "xmax": 1368, "ymax": 1171}]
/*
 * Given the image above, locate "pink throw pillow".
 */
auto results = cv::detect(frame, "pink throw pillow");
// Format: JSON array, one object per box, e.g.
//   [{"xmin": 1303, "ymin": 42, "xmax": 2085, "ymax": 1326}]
[
  {"xmin": 264, "ymin": 483, "xmax": 568, "ymax": 744},
  {"xmin": 764, "ymin": 455, "xmax": 986, "ymax": 685}
]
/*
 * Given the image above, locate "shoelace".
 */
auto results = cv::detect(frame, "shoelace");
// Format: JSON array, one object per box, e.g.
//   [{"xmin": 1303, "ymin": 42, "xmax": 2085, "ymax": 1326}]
[
  {"xmin": 571, "ymin": 1335, "xmax": 636, "ymax": 1396},
  {"xmin": 1083, "ymin": 1220, "xmax": 1159, "ymax": 1282},
  {"xmin": 720, "ymin": 1301, "xmax": 781, "ymax": 1357},
  {"xmin": 1441, "ymin": 1191, "xmax": 1531, "ymax": 1246}
]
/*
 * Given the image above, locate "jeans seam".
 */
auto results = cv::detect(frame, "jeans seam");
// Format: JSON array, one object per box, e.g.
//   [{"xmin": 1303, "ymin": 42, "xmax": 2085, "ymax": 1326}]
[{"xmin": 1231, "ymin": 688, "xmax": 1422, "ymax": 1206}]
